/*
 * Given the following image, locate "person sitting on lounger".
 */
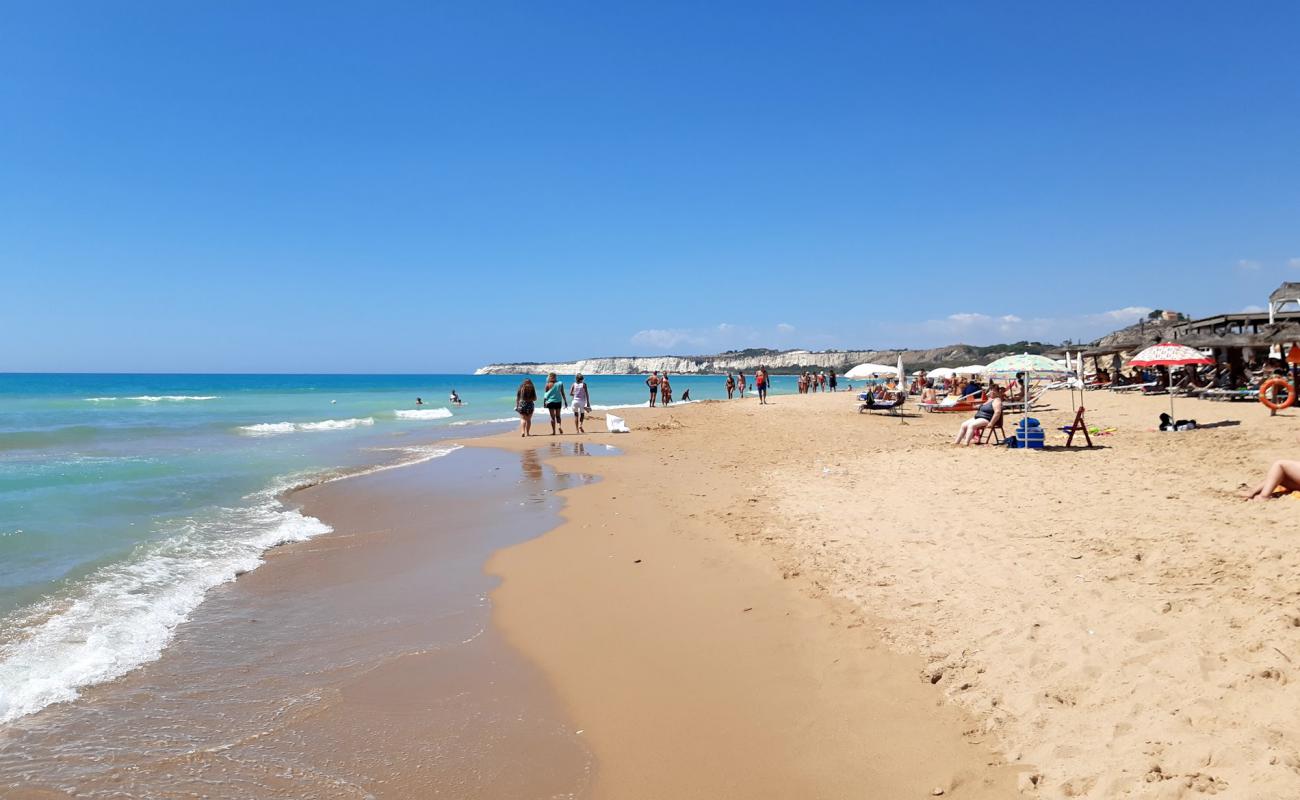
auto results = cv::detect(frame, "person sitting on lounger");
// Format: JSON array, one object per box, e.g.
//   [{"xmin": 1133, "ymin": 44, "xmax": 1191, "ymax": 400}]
[
  {"xmin": 920, "ymin": 380, "xmax": 938, "ymax": 405},
  {"xmin": 961, "ymin": 379, "xmax": 982, "ymax": 397},
  {"xmin": 1243, "ymin": 437, "xmax": 1300, "ymax": 500},
  {"xmin": 954, "ymin": 386, "xmax": 1004, "ymax": 446}
]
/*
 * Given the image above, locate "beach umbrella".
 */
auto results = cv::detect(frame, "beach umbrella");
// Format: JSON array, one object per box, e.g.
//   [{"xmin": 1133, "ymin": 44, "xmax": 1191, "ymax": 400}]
[
  {"xmin": 1129, "ymin": 342, "xmax": 1213, "ymax": 416},
  {"xmin": 928, "ymin": 367, "xmax": 956, "ymax": 379},
  {"xmin": 896, "ymin": 354, "xmax": 905, "ymax": 388},
  {"xmin": 954, "ymin": 364, "xmax": 986, "ymax": 375},
  {"xmin": 844, "ymin": 363, "xmax": 896, "ymax": 379},
  {"xmin": 985, "ymin": 353, "xmax": 1071, "ymax": 445}
]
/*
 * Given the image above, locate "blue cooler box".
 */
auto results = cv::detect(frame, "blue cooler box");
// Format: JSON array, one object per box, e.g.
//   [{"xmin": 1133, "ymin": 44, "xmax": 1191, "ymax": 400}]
[{"xmin": 1014, "ymin": 418, "xmax": 1045, "ymax": 449}]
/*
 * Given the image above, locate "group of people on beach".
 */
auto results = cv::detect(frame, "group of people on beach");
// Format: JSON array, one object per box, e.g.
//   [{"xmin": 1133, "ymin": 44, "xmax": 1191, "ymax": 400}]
[
  {"xmin": 796, "ymin": 370, "xmax": 836, "ymax": 394},
  {"xmin": 515, "ymin": 372, "xmax": 592, "ymax": 437}
]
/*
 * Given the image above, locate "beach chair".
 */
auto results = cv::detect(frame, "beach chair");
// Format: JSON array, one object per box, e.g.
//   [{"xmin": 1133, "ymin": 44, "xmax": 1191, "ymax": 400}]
[
  {"xmin": 973, "ymin": 418, "xmax": 1006, "ymax": 445},
  {"xmin": 860, "ymin": 392, "xmax": 907, "ymax": 415},
  {"xmin": 872, "ymin": 393, "xmax": 907, "ymax": 416}
]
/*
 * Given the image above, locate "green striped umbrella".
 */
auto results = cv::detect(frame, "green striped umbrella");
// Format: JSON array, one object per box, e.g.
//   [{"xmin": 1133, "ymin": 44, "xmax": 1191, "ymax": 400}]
[{"xmin": 984, "ymin": 354, "xmax": 1071, "ymax": 447}]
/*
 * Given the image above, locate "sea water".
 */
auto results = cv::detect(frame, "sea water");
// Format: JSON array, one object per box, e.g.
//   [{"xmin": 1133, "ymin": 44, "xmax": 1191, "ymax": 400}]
[{"xmin": 0, "ymin": 372, "xmax": 795, "ymax": 725}]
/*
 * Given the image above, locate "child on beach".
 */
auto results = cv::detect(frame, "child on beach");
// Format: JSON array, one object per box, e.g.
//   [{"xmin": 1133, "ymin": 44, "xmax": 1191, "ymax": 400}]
[
  {"xmin": 543, "ymin": 373, "xmax": 567, "ymax": 435},
  {"xmin": 570, "ymin": 374, "xmax": 591, "ymax": 434},
  {"xmin": 515, "ymin": 379, "xmax": 536, "ymax": 437}
]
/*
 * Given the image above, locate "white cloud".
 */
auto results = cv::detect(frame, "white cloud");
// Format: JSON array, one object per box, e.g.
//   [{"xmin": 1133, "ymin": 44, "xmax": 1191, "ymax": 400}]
[
  {"xmin": 1237, "ymin": 259, "xmax": 1261, "ymax": 272},
  {"xmin": 1095, "ymin": 306, "xmax": 1154, "ymax": 323},
  {"xmin": 893, "ymin": 306, "xmax": 1155, "ymax": 348},
  {"xmin": 776, "ymin": 322, "xmax": 796, "ymax": 333},
  {"xmin": 1240, "ymin": 304, "xmax": 1266, "ymax": 313},
  {"xmin": 1290, "ymin": 258, "xmax": 1300, "ymax": 269}
]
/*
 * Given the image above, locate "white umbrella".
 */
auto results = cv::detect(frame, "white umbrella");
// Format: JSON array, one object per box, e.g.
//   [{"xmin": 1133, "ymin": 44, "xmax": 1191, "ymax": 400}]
[
  {"xmin": 844, "ymin": 363, "xmax": 896, "ymax": 379},
  {"xmin": 928, "ymin": 367, "xmax": 956, "ymax": 379},
  {"xmin": 896, "ymin": 354, "xmax": 905, "ymax": 387},
  {"xmin": 954, "ymin": 364, "xmax": 986, "ymax": 375}
]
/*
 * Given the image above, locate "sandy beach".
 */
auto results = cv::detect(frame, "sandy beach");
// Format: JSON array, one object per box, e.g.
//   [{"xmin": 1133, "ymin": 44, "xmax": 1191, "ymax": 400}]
[
  {"xmin": 8, "ymin": 385, "xmax": 1298, "ymax": 799},
  {"xmin": 469, "ymin": 387, "xmax": 1300, "ymax": 798}
]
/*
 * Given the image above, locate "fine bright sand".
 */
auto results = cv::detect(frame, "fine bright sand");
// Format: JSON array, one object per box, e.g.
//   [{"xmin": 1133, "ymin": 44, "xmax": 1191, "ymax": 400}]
[{"xmin": 472, "ymin": 388, "xmax": 1300, "ymax": 799}]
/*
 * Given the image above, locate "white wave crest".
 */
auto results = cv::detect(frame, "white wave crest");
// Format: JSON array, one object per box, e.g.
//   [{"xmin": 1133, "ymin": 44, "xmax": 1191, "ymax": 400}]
[
  {"xmin": 393, "ymin": 408, "xmax": 453, "ymax": 420},
  {"xmin": 85, "ymin": 396, "xmax": 219, "ymax": 402},
  {"xmin": 237, "ymin": 418, "xmax": 375, "ymax": 436},
  {"xmin": 0, "ymin": 500, "xmax": 331, "ymax": 724},
  {"xmin": 450, "ymin": 416, "xmax": 518, "ymax": 426}
]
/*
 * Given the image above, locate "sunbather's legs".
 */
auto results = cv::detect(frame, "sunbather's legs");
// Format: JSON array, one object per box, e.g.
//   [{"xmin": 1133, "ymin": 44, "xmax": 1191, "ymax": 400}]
[
  {"xmin": 1244, "ymin": 460, "xmax": 1300, "ymax": 500},
  {"xmin": 954, "ymin": 418, "xmax": 988, "ymax": 446}
]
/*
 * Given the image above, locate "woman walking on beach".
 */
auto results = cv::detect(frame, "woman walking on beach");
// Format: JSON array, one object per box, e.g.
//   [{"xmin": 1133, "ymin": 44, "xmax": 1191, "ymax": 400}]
[
  {"xmin": 725, "ymin": 373, "xmax": 735, "ymax": 399},
  {"xmin": 515, "ymin": 379, "xmax": 537, "ymax": 437},
  {"xmin": 570, "ymin": 373, "xmax": 591, "ymax": 434},
  {"xmin": 737, "ymin": 371, "xmax": 747, "ymax": 398},
  {"xmin": 543, "ymin": 372, "xmax": 567, "ymax": 435},
  {"xmin": 660, "ymin": 372, "xmax": 673, "ymax": 405}
]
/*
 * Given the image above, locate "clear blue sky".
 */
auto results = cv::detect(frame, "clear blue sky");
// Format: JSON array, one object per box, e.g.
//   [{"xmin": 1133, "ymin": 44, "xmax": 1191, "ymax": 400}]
[{"xmin": 3, "ymin": 2, "xmax": 1298, "ymax": 372}]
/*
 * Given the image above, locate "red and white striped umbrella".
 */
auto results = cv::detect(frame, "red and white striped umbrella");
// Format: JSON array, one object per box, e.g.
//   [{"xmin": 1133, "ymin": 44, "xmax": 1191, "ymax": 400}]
[{"xmin": 1128, "ymin": 342, "xmax": 1213, "ymax": 367}]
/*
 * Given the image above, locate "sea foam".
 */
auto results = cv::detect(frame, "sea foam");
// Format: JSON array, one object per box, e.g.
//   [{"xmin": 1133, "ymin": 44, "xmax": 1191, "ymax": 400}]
[
  {"xmin": 85, "ymin": 396, "xmax": 219, "ymax": 402},
  {"xmin": 237, "ymin": 418, "xmax": 375, "ymax": 435},
  {"xmin": 393, "ymin": 408, "xmax": 453, "ymax": 420},
  {"xmin": 0, "ymin": 497, "xmax": 331, "ymax": 724}
]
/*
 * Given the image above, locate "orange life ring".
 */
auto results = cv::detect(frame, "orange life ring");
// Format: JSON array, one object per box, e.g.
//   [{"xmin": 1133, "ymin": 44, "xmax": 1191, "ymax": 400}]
[{"xmin": 1259, "ymin": 378, "xmax": 1296, "ymax": 410}]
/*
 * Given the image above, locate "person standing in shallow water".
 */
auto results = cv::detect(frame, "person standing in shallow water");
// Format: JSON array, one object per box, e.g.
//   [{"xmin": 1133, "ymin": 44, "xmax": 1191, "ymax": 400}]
[
  {"xmin": 660, "ymin": 372, "xmax": 672, "ymax": 405},
  {"xmin": 515, "ymin": 379, "xmax": 536, "ymax": 437},
  {"xmin": 646, "ymin": 371, "xmax": 660, "ymax": 407},
  {"xmin": 543, "ymin": 372, "xmax": 567, "ymax": 435}
]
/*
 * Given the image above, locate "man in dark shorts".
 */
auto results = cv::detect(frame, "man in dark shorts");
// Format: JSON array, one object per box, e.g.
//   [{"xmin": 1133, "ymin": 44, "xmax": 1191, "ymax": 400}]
[{"xmin": 647, "ymin": 371, "xmax": 660, "ymax": 407}]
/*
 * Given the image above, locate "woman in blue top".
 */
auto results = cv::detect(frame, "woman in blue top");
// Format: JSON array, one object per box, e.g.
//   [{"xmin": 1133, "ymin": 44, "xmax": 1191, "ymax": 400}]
[{"xmin": 542, "ymin": 372, "xmax": 568, "ymax": 435}]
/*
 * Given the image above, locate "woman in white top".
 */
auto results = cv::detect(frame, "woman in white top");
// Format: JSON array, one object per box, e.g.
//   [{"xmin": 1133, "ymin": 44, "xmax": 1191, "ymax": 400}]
[{"xmin": 570, "ymin": 374, "xmax": 592, "ymax": 434}]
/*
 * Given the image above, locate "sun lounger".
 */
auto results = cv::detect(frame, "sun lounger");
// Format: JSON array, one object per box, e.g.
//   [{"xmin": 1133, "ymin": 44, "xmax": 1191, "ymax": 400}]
[
  {"xmin": 1201, "ymin": 388, "xmax": 1257, "ymax": 402},
  {"xmin": 860, "ymin": 393, "xmax": 907, "ymax": 415},
  {"xmin": 918, "ymin": 392, "xmax": 984, "ymax": 413},
  {"xmin": 1110, "ymin": 382, "xmax": 1159, "ymax": 393}
]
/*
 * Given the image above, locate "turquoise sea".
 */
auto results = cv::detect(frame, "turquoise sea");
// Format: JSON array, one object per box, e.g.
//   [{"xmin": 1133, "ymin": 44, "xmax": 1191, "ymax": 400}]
[{"xmin": 0, "ymin": 372, "xmax": 796, "ymax": 725}]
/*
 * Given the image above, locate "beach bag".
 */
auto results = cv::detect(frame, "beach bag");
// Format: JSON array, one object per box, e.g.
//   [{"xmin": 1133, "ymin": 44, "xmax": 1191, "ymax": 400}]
[{"xmin": 605, "ymin": 414, "xmax": 630, "ymax": 433}]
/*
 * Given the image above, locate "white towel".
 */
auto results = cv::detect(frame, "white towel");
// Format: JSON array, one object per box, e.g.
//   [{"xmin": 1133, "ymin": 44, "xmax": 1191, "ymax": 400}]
[{"xmin": 605, "ymin": 414, "xmax": 630, "ymax": 433}]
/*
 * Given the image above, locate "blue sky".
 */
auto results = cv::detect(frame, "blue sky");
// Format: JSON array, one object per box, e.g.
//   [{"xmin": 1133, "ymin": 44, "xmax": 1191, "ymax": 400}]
[{"xmin": 2, "ymin": 2, "xmax": 1298, "ymax": 372}]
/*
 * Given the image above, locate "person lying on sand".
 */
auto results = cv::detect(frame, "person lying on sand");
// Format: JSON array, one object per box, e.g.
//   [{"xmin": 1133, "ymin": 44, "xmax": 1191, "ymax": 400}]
[{"xmin": 1242, "ymin": 438, "xmax": 1300, "ymax": 500}]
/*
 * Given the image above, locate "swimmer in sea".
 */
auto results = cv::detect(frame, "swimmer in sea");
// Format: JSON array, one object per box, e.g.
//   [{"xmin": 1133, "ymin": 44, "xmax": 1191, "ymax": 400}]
[
  {"xmin": 449, "ymin": 390, "xmax": 462, "ymax": 406},
  {"xmin": 416, "ymin": 397, "xmax": 423, "ymax": 405}
]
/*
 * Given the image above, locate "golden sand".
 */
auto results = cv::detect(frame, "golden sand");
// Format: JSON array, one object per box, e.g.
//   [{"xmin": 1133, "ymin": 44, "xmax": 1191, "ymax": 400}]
[{"xmin": 474, "ymin": 388, "xmax": 1300, "ymax": 798}]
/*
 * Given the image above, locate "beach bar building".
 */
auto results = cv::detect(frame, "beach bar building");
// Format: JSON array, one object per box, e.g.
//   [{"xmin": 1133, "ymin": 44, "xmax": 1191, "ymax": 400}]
[{"xmin": 1081, "ymin": 282, "xmax": 1300, "ymax": 385}]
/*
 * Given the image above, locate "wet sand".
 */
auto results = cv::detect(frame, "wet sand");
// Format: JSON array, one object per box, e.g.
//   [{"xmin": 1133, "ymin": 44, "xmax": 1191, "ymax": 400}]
[
  {"xmin": 0, "ymin": 445, "xmax": 595, "ymax": 799},
  {"xmin": 467, "ymin": 423, "xmax": 1018, "ymax": 798}
]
